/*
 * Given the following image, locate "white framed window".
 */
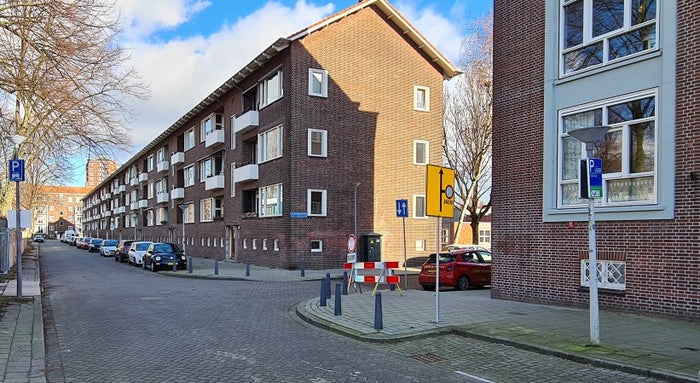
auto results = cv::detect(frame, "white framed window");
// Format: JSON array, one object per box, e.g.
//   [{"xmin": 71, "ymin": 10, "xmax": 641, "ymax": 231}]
[
  {"xmin": 155, "ymin": 178, "xmax": 168, "ymax": 194},
  {"xmin": 307, "ymin": 189, "xmax": 327, "ymax": 216},
  {"xmin": 258, "ymin": 125, "xmax": 283, "ymax": 163},
  {"xmin": 230, "ymin": 163, "xmax": 236, "ymax": 198},
  {"xmin": 185, "ymin": 127, "xmax": 195, "ymax": 151},
  {"xmin": 413, "ymin": 195, "xmax": 427, "ymax": 218},
  {"xmin": 414, "ymin": 140, "xmax": 429, "ymax": 165},
  {"xmin": 145, "ymin": 209, "xmax": 154, "ymax": 226},
  {"xmin": 156, "ymin": 207, "xmax": 167, "ymax": 225},
  {"xmin": 415, "ymin": 239, "xmax": 426, "ymax": 251},
  {"xmin": 183, "ymin": 202, "xmax": 194, "ymax": 223},
  {"xmin": 230, "ymin": 115, "xmax": 236, "ymax": 150},
  {"xmin": 479, "ymin": 229, "xmax": 491, "ymax": 244},
  {"xmin": 581, "ymin": 259, "xmax": 626, "ymax": 290},
  {"xmin": 184, "ymin": 165, "xmax": 195, "ymax": 187},
  {"xmin": 200, "ymin": 113, "xmax": 223, "ymax": 142},
  {"xmin": 258, "ymin": 68, "xmax": 283, "ymax": 108},
  {"xmin": 262, "ymin": 239, "xmax": 267, "ymax": 250},
  {"xmin": 414, "ymin": 85, "xmax": 430, "ymax": 111},
  {"xmin": 200, "ymin": 198, "xmax": 213, "ymax": 222},
  {"xmin": 274, "ymin": 239, "xmax": 279, "ymax": 251},
  {"xmin": 259, "ymin": 183, "xmax": 283, "ymax": 217},
  {"xmin": 558, "ymin": 91, "xmax": 656, "ymax": 208},
  {"xmin": 311, "ymin": 240, "xmax": 323, "ymax": 252},
  {"xmin": 157, "ymin": 147, "xmax": 167, "ymax": 163},
  {"xmin": 147, "ymin": 155, "xmax": 154, "ymax": 172},
  {"xmin": 308, "ymin": 68, "xmax": 328, "ymax": 97},
  {"xmin": 147, "ymin": 182, "xmax": 154, "ymax": 199},
  {"xmin": 561, "ymin": 0, "xmax": 657, "ymax": 75},
  {"xmin": 252, "ymin": 239, "xmax": 257, "ymax": 250},
  {"xmin": 308, "ymin": 129, "xmax": 327, "ymax": 157},
  {"xmin": 243, "ymin": 239, "xmax": 247, "ymax": 249},
  {"xmin": 199, "ymin": 154, "xmax": 223, "ymax": 182}
]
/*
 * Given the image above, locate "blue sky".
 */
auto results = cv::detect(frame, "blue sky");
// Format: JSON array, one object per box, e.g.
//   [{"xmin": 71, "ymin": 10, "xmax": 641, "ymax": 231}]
[{"xmin": 70, "ymin": 0, "xmax": 492, "ymax": 186}]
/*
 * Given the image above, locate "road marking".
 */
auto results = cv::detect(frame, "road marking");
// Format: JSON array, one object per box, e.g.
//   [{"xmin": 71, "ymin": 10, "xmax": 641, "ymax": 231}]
[{"xmin": 455, "ymin": 370, "xmax": 495, "ymax": 382}]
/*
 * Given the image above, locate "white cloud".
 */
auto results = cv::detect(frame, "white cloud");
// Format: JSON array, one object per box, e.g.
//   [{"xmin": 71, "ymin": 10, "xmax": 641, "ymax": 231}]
[{"xmin": 117, "ymin": 0, "xmax": 212, "ymax": 39}]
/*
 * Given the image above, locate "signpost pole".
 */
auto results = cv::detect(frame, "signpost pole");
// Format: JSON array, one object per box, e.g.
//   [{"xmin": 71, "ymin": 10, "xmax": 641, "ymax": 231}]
[{"xmin": 402, "ymin": 216, "xmax": 407, "ymax": 290}]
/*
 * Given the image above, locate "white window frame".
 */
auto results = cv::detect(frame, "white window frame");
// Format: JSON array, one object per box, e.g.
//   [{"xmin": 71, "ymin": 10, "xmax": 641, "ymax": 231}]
[
  {"xmin": 413, "ymin": 140, "xmax": 429, "ymax": 165},
  {"xmin": 274, "ymin": 239, "xmax": 279, "ymax": 251},
  {"xmin": 200, "ymin": 198, "xmax": 213, "ymax": 222},
  {"xmin": 230, "ymin": 115, "xmax": 236, "ymax": 150},
  {"xmin": 308, "ymin": 129, "xmax": 327, "ymax": 157},
  {"xmin": 415, "ymin": 239, "xmax": 426, "ymax": 252},
  {"xmin": 414, "ymin": 85, "xmax": 430, "ymax": 111},
  {"xmin": 307, "ymin": 189, "xmax": 327, "ymax": 216},
  {"xmin": 262, "ymin": 239, "xmax": 267, "ymax": 251},
  {"xmin": 147, "ymin": 155, "xmax": 154, "ymax": 172},
  {"xmin": 581, "ymin": 259, "xmax": 626, "ymax": 290},
  {"xmin": 413, "ymin": 195, "xmax": 427, "ymax": 218},
  {"xmin": 200, "ymin": 113, "xmax": 223, "ymax": 143},
  {"xmin": 185, "ymin": 127, "xmax": 195, "ymax": 151},
  {"xmin": 230, "ymin": 163, "xmax": 236, "ymax": 198},
  {"xmin": 258, "ymin": 68, "xmax": 283, "ymax": 108},
  {"xmin": 259, "ymin": 183, "xmax": 283, "ymax": 217},
  {"xmin": 184, "ymin": 165, "xmax": 195, "ymax": 187},
  {"xmin": 252, "ymin": 239, "xmax": 257, "ymax": 250},
  {"xmin": 183, "ymin": 203, "xmax": 195, "ymax": 223},
  {"xmin": 308, "ymin": 68, "xmax": 328, "ymax": 97},
  {"xmin": 258, "ymin": 125, "xmax": 283, "ymax": 163},
  {"xmin": 310, "ymin": 240, "xmax": 323, "ymax": 253},
  {"xmin": 147, "ymin": 182, "xmax": 154, "ymax": 199}
]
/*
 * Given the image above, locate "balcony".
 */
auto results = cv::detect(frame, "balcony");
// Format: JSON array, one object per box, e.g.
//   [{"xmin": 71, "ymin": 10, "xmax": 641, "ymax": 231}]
[
  {"xmin": 130, "ymin": 177, "xmax": 138, "ymax": 186},
  {"xmin": 139, "ymin": 199, "xmax": 148, "ymax": 208},
  {"xmin": 234, "ymin": 110, "xmax": 259, "ymax": 134},
  {"xmin": 118, "ymin": 184, "xmax": 126, "ymax": 193},
  {"xmin": 156, "ymin": 192, "xmax": 169, "ymax": 204},
  {"xmin": 139, "ymin": 172, "xmax": 148, "ymax": 183},
  {"xmin": 233, "ymin": 164, "xmax": 259, "ymax": 183},
  {"xmin": 114, "ymin": 206, "xmax": 126, "ymax": 214},
  {"xmin": 102, "ymin": 211, "xmax": 111, "ymax": 217},
  {"xmin": 130, "ymin": 202, "xmax": 139, "ymax": 211},
  {"xmin": 205, "ymin": 174, "xmax": 225, "ymax": 191},
  {"xmin": 205, "ymin": 129, "xmax": 225, "ymax": 148},
  {"xmin": 170, "ymin": 151, "xmax": 185, "ymax": 165},
  {"xmin": 156, "ymin": 160, "xmax": 169, "ymax": 173},
  {"xmin": 170, "ymin": 187, "xmax": 185, "ymax": 200},
  {"xmin": 101, "ymin": 192, "xmax": 111, "ymax": 199}
]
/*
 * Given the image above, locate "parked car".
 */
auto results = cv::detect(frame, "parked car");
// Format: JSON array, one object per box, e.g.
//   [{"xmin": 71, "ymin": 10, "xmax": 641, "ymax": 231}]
[
  {"xmin": 88, "ymin": 238, "xmax": 104, "ymax": 253},
  {"xmin": 70, "ymin": 236, "xmax": 83, "ymax": 246},
  {"xmin": 115, "ymin": 240, "xmax": 134, "ymax": 262},
  {"xmin": 78, "ymin": 237, "xmax": 92, "ymax": 250},
  {"xmin": 142, "ymin": 242, "xmax": 186, "ymax": 272},
  {"xmin": 418, "ymin": 249, "xmax": 492, "ymax": 291},
  {"xmin": 33, "ymin": 234, "xmax": 44, "ymax": 243},
  {"xmin": 128, "ymin": 241, "xmax": 152, "ymax": 266},
  {"xmin": 443, "ymin": 243, "xmax": 490, "ymax": 252},
  {"xmin": 100, "ymin": 239, "xmax": 119, "ymax": 257}
]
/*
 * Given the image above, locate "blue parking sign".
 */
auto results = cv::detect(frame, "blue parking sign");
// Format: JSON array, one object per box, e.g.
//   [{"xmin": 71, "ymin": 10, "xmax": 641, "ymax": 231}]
[
  {"xmin": 588, "ymin": 158, "xmax": 603, "ymax": 198},
  {"xmin": 9, "ymin": 159, "xmax": 24, "ymax": 182}
]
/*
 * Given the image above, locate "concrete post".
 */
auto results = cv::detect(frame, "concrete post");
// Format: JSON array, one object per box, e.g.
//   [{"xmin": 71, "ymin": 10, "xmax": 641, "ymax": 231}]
[
  {"xmin": 374, "ymin": 292, "xmax": 383, "ymax": 330},
  {"xmin": 334, "ymin": 283, "xmax": 342, "ymax": 316}
]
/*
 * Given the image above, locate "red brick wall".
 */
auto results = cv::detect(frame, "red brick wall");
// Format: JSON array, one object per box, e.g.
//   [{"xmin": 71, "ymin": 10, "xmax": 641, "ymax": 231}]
[{"xmin": 492, "ymin": 0, "xmax": 700, "ymax": 319}]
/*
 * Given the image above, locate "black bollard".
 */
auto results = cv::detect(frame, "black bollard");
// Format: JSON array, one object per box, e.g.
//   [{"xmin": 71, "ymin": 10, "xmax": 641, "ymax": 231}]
[
  {"xmin": 390, "ymin": 283, "xmax": 395, "ymax": 291},
  {"xmin": 188, "ymin": 257, "xmax": 193, "ymax": 274},
  {"xmin": 320, "ymin": 277, "xmax": 327, "ymax": 307},
  {"xmin": 214, "ymin": 259, "xmax": 219, "ymax": 275},
  {"xmin": 246, "ymin": 260, "xmax": 250, "ymax": 277},
  {"xmin": 325, "ymin": 272, "xmax": 331, "ymax": 300},
  {"xmin": 173, "ymin": 259, "xmax": 177, "ymax": 271},
  {"xmin": 334, "ymin": 283, "xmax": 342, "ymax": 316},
  {"xmin": 374, "ymin": 292, "xmax": 383, "ymax": 330},
  {"xmin": 300, "ymin": 258, "xmax": 305, "ymax": 277},
  {"xmin": 342, "ymin": 271, "xmax": 348, "ymax": 295}
]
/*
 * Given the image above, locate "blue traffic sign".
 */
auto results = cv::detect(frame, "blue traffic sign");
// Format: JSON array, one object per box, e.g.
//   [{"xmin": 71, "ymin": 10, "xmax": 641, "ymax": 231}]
[
  {"xmin": 396, "ymin": 199, "xmax": 408, "ymax": 218},
  {"xmin": 9, "ymin": 159, "xmax": 24, "ymax": 182},
  {"xmin": 588, "ymin": 158, "xmax": 603, "ymax": 198}
]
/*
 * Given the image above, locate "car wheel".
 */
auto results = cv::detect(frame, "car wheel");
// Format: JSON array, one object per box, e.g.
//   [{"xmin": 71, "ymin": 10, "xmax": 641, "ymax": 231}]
[
  {"xmin": 150, "ymin": 262, "xmax": 156, "ymax": 272},
  {"xmin": 421, "ymin": 285, "xmax": 434, "ymax": 291},
  {"xmin": 114, "ymin": 255, "xmax": 119, "ymax": 262},
  {"xmin": 456, "ymin": 276, "xmax": 470, "ymax": 291}
]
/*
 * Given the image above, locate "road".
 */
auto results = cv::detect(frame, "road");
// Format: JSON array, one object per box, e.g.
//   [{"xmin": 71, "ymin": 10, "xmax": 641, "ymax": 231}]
[{"xmin": 40, "ymin": 241, "xmax": 665, "ymax": 382}]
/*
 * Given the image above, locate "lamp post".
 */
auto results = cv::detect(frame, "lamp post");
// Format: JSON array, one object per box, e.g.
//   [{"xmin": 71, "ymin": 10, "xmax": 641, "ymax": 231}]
[
  {"xmin": 353, "ymin": 182, "xmax": 361, "ymax": 253},
  {"xmin": 178, "ymin": 204, "xmax": 187, "ymax": 255},
  {"xmin": 9, "ymin": 134, "xmax": 26, "ymax": 298},
  {"xmin": 568, "ymin": 125, "xmax": 611, "ymax": 346}
]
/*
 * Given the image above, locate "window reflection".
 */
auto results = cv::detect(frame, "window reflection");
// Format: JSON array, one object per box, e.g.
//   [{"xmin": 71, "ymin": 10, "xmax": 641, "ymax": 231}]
[{"xmin": 592, "ymin": 0, "xmax": 624, "ymax": 37}]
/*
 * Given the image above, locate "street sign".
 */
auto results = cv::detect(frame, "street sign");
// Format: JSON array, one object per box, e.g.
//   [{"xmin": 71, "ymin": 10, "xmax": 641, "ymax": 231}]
[
  {"xmin": 347, "ymin": 234, "xmax": 357, "ymax": 253},
  {"xmin": 9, "ymin": 159, "xmax": 24, "ymax": 182},
  {"xmin": 579, "ymin": 158, "xmax": 603, "ymax": 199},
  {"xmin": 396, "ymin": 199, "xmax": 408, "ymax": 218},
  {"xmin": 426, "ymin": 165, "xmax": 455, "ymax": 217}
]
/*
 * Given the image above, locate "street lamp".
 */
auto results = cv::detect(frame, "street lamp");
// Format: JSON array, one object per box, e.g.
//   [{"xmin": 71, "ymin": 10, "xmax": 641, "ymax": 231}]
[
  {"xmin": 178, "ymin": 204, "xmax": 188, "ymax": 255},
  {"xmin": 568, "ymin": 125, "xmax": 611, "ymax": 346},
  {"xmin": 9, "ymin": 134, "xmax": 26, "ymax": 298}
]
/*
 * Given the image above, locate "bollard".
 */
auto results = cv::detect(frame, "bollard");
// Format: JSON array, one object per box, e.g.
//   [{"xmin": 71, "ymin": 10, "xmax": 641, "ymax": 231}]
[
  {"xmin": 173, "ymin": 259, "xmax": 177, "ymax": 272},
  {"xmin": 300, "ymin": 258, "xmax": 305, "ymax": 277},
  {"xmin": 188, "ymin": 257, "xmax": 193, "ymax": 273},
  {"xmin": 246, "ymin": 260, "xmax": 250, "ymax": 277},
  {"xmin": 390, "ymin": 283, "xmax": 395, "ymax": 291},
  {"xmin": 214, "ymin": 259, "xmax": 219, "ymax": 275},
  {"xmin": 374, "ymin": 292, "xmax": 383, "ymax": 330},
  {"xmin": 325, "ymin": 272, "xmax": 331, "ymax": 300},
  {"xmin": 320, "ymin": 277, "xmax": 327, "ymax": 307},
  {"xmin": 334, "ymin": 283, "xmax": 342, "ymax": 316},
  {"xmin": 342, "ymin": 271, "xmax": 348, "ymax": 295}
]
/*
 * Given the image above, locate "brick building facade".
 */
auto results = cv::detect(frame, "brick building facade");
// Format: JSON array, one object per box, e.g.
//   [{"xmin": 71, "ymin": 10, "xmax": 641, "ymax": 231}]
[
  {"xmin": 492, "ymin": 1, "xmax": 699, "ymax": 319},
  {"xmin": 81, "ymin": 0, "xmax": 459, "ymax": 269}
]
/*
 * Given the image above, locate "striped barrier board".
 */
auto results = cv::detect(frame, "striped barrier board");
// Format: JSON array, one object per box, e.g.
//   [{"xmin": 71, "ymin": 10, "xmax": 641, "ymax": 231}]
[{"xmin": 346, "ymin": 261, "xmax": 403, "ymax": 296}]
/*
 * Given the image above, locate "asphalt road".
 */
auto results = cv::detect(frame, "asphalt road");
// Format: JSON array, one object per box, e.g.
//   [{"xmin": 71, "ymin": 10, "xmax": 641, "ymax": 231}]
[{"xmin": 39, "ymin": 241, "xmax": 665, "ymax": 383}]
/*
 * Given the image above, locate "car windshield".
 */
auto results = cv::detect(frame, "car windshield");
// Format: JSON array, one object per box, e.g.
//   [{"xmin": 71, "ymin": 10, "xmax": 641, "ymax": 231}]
[
  {"xmin": 135, "ymin": 243, "xmax": 150, "ymax": 250},
  {"xmin": 479, "ymin": 251, "xmax": 492, "ymax": 263},
  {"xmin": 424, "ymin": 253, "xmax": 456, "ymax": 264},
  {"xmin": 91, "ymin": 239, "xmax": 101, "ymax": 244},
  {"xmin": 104, "ymin": 240, "xmax": 118, "ymax": 246}
]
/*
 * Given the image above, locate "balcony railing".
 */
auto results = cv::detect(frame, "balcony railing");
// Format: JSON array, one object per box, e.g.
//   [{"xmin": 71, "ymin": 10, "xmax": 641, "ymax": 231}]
[
  {"xmin": 118, "ymin": 184, "xmax": 126, "ymax": 193},
  {"xmin": 130, "ymin": 177, "xmax": 138, "ymax": 186},
  {"xmin": 156, "ymin": 160, "xmax": 169, "ymax": 173},
  {"xmin": 205, "ymin": 174, "xmax": 225, "ymax": 190},
  {"xmin": 205, "ymin": 129, "xmax": 225, "ymax": 148},
  {"xmin": 234, "ymin": 110, "xmax": 259, "ymax": 134},
  {"xmin": 130, "ymin": 202, "xmax": 139, "ymax": 211},
  {"xmin": 156, "ymin": 192, "xmax": 169, "ymax": 204},
  {"xmin": 233, "ymin": 163, "xmax": 259, "ymax": 183},
  {"xmin": 170, "ymin": 152, "xmax": 185, "ymax": 165},
  {"xmin": 139, "ymin": 172, "xmax": 148, "ymax": 183},
  {"xmin": 170, "ymin": 187, "xmax": 185, "ymax": 200},
  {"xmin": 139, "ymin": 199, "xmax": 148, "ymax": 208}
]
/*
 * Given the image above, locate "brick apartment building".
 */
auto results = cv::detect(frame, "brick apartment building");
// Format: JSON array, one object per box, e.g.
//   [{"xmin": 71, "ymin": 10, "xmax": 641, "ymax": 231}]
[
  {"xmin": 492, "ymin": 1, "xmax": 699, "ymax": 319},
  {"xmin": 81, "ymin": 0, "xmax": 459, "ymax": 269},
  {"xmin": 85, "ymin": 158, "xmax": 118, "ymax": 189},
  {"xmin": 33, "ymin": 185, "xmax": 91, "ymax": 237}
]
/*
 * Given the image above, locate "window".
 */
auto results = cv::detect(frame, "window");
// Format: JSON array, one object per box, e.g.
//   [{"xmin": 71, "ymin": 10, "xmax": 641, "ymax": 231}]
[
  {"xmin": 414, "ymin": 86, "xmax": 430, "ymax": 111},
  {"xmin": 145, "ymin": 209, "xmax": 154, "ymax": 226},
  {"xmin": 200, "ymin": 113, "xmax": 223, "ymax": 142},
  {"xmin": 479, "ymin": 229, "xmax": 491, "ymax": 244},
  {"xmin": 274, "ymin": 239, "xmax": 279, "ymax": 251},
  {"xmin": 415, "ymin": 239, "xmax": 426, "ymax": 251},
  {"xmin": 262, "ymin": 239, "xmax": 267, "ymax": 250},
  {"xmin": 413, "ymin": 195, "xmax": 426, "ymax": 218},
  {"xmin": 183, "ymin": 203, "xmax": 194, "ymax": 223},
  {"xmin": 155, "ymin": 178, "xmax": 168, "ymax": 194},
  {"xmin": 243, "ymin": 239, "xmax": 247, "ymax": 249},
  {"xmin": 252, "ymin": 239, "xmax": 257, "ymax": 250},
  {"xmin": 311, "ymin": 240, "xmax": 323, "ymax": 252},
  {"xmin": 230, "ymin": 116, "xmax": 236, "ymax": 150},
  {"xmin": 199, "ymin": 154, "xmax": 223, "ymax": 181},
  {"xmin": 184, "ymin": 127, "xmax": 195, "ymax": 151},
  {"xmin": 308, "ymin": 129, "xmax": 327, "ymax": 157},
  {"xmin": 414, "ymin": 140, "xmax": 429, "ymax": 165},
  {"xmin": 147, "ymin": 183, "xmax": 154, "ymax": 199},
  {"xmin": 147, "ymin": 155, "xmax": 154, "ymax": 172},
  {"xmin": 558, "ymin": 91, "xmax": 656, "ymax": 207},
  {"xmin": 230, "ymin": 163, "xmax": 236, "ymax": 197},
  {"xmin": 259, "ymin": 183, "xmax": 282, "ymax": 217},
  {"xmin": 156, "ymin": 207, "xmax": 167, "ymax": 225},
  {"xmin": 308, "ymin": 68, "xmax": 328, "ymax": 97},
  {"xmin": 184, "ymin": 165, "xmax": 195, "ymax": 187},
  {"xmin": 581, "ymin": 259, "xmax": 626, "ymax": 290},
  {"xmin": 199, "ymin": 198, "xmax": 222, "ymax": 222},
  {"xmin": 157, "ymin": 147, "xmax": 167, "ymax": 164},
  {"xmin": 307, "ymin": 189, "xmax": 327, "ymax": 216},
  {"xmin": 258, "ymin": 125, "xmax": 283, "ymax": 163},
  {"xmin": 258, "ymin": 68, "xmax": 283, "ymax": 108},
  {"xmin": 561, "ymin": 0, "xmax": 657, "ymax": 75}
]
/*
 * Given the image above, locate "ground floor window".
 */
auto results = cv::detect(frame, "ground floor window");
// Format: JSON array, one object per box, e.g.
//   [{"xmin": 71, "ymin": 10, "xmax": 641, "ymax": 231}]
[{"xmin": 580, "ymin": 260, "xmax": 626, "ymax": 290}]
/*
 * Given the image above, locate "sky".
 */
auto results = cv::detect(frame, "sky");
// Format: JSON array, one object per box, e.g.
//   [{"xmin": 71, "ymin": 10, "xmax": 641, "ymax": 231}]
[{"xmin": 70, "ymin": 0, "xmax": 492, "ymax": 186}]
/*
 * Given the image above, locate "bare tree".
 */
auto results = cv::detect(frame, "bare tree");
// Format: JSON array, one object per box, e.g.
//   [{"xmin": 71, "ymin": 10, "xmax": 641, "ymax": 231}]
[
  {"xmin": 443, "ymin": 13, "xmax": 493, "ymax": 245},
  {"xmin": 0, "ymin": 0, "xmax": 148, "ymax": 214}
]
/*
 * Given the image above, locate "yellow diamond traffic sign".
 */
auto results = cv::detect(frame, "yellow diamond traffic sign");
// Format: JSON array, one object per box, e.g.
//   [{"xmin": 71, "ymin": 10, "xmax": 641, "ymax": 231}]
[{"xmin": 426, "ymin": 165, "xmax": 454, "ymax": 218}]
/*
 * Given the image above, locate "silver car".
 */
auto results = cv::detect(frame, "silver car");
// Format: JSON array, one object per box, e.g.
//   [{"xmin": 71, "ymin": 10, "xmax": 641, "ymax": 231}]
[
  {"xmin": 100, "ymin": 239, "xmax": 119, "ymax": 257},
  {"xmin": 128, "ymin": 241, "xmax": 152, "ymax": 266}
]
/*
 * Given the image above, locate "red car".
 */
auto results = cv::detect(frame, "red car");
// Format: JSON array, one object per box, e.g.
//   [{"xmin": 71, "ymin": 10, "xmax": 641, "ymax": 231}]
[{"xmin": 418, "ymin": 249, "xmax": 492, "ymax": 290}]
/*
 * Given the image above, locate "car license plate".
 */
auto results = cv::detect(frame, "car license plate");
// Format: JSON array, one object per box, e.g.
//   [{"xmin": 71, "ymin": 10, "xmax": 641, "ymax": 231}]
[
  {"xmin": 427, "ymin": 269, "xmax": 435, "ymax": 274},
  {"xmin": 167, "ymin": 262, "xmax": 174, "ymax": 266}
]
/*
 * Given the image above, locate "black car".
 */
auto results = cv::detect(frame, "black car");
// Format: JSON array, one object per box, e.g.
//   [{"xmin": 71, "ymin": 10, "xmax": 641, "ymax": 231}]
[
  {"xmin": 143, "ymin": 242, "xmax": 187, "ymax": 272},
  {"xmin": 115, "ymin": 240, "xmax": 134, "ymax": 262}
]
